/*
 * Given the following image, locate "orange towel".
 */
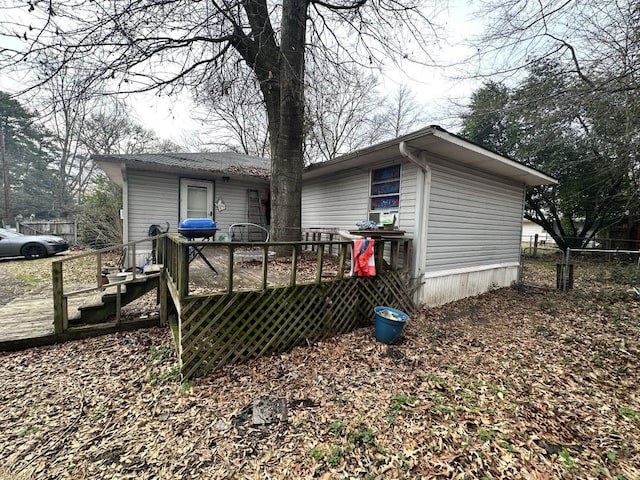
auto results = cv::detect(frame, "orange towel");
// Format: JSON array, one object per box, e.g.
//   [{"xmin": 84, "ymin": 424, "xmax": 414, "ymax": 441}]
[{"xmin": 353, "ymin": 238, "xmax": 376, "ymax": 276}]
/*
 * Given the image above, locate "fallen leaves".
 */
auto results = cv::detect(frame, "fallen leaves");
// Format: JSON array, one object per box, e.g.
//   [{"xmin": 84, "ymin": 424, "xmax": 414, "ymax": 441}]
[{"xmin": 1, "ymin": 258, "xmax": 639, "ymax": 479}]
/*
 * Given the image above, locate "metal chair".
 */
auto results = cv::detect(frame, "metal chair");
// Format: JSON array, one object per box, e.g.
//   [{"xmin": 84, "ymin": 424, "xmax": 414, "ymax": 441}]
[
  {"xmin": 229, "ymin": 222, "xmax": 270, "ymax": 242},
  {"xmin": 228, "ymin": 223, "xmax": 275, "ymax": 264}
]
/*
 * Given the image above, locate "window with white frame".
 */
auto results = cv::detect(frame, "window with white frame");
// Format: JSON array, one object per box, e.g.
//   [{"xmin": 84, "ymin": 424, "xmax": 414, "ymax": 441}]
[{"xmin": 369, "ymin": 164, "xmax": 400, "ymax": 225}]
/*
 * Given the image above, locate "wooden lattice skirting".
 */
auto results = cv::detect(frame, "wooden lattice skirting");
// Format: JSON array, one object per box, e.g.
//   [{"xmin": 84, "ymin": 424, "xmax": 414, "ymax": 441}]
[{"xmin": 174, "ymin": 271, "xmax": 414, "ymax": 379}]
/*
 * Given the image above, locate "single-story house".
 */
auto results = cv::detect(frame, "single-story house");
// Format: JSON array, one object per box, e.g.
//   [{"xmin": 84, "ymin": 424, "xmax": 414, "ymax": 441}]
[
  {"xmin": 93, "ymin": 151, "xmax": 271, "ymax": 262},
  {"xmin": 94, "ymin": 125, "xmax": 556, "ymax": 306}
]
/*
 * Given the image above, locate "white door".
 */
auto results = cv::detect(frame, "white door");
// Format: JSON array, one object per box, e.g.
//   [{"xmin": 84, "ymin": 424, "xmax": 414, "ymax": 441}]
[{"xmin": 180, "ymin": 178, "xmax": 214, "ymax": 221}]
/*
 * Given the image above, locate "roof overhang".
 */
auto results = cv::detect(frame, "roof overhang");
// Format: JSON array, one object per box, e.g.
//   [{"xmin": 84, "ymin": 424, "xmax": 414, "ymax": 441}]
[
  {"xmin": 93, "ymin": 154, "xmax": 270, "ymax": 187},
  {"xmin": 303, "ymin": 126, "xmax": 557, "ymax": 186},
  {"xmin": 95, "ymin": 158, "xmax": 125, "ymax": 185}
]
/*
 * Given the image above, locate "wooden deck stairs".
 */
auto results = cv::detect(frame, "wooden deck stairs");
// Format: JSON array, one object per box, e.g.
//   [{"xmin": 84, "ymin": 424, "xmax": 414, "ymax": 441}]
[{"xmin": 72, "ymin": 275, "xmax": 159, "ymax": 325}]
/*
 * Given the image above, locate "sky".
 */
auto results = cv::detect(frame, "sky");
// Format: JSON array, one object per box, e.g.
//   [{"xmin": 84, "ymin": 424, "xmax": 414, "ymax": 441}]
[{"xmin": 129, "ymin": 1, "xmax": 485, "ymax": 144}]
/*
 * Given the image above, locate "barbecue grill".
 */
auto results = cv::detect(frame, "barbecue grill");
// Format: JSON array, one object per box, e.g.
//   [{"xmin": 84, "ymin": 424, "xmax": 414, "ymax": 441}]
[{"xmin": 178, "ymin": 218, "xmax": 217, "ymax": 239}]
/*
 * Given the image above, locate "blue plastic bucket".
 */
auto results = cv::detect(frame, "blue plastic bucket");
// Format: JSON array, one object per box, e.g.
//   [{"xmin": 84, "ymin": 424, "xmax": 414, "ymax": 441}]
[{"xmin": 374, "ymin": 306, "xmax": 409, "ymax": 344}]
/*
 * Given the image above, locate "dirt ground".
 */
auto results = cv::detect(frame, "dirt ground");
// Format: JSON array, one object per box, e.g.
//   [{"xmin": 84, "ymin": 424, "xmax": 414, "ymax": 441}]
[
  {"xmin": 0, "ymin": 258, "xmax": 639, "ymax": 479},
  {"xmin": 0, "ymin": 257, "xmax": 50, "ymax": 306}
]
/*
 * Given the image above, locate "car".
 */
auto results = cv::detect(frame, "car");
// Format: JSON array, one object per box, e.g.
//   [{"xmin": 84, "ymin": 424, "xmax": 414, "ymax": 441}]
[{"xmin": 0, "ymin": 228, "xmax": 70, "ymax": 259}]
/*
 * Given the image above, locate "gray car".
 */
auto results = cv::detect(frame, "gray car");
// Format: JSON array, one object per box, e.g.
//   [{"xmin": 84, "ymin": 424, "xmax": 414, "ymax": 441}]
[{"xmin": 0, "ymin": 228, "xmax": 69, "ymax": 259}]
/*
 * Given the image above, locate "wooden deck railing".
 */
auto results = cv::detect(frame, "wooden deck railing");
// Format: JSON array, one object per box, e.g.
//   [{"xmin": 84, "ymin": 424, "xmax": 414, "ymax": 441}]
[
  {"xmin": 51, "ymin": 235, "xmax": 165, "ymax": 333},
  {"xmin": 47, "ymin": 232, "xmax": 413, "ymax": 374},
  {"xmin": 161, "ymin": 234, "xmax": 412, "ymax": 299},
  {"xmin": 161, "ymin": 233, "xmax": 414, "ymax": 378}
]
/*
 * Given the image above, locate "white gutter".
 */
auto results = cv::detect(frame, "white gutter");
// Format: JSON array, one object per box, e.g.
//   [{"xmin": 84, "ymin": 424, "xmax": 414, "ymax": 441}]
[
  {"xmin": 518, "ymin": 185, "xmax": 526, "ymax": 283},
  {"xmin": 399, "ymin": 141, "xmax": 431, "ymax": 284}
]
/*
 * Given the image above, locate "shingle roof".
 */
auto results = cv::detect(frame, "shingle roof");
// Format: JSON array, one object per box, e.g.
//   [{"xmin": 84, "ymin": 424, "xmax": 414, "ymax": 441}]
[{"xmin": 92, "ymin": 152, "xmax": 270, "ymax": 179}]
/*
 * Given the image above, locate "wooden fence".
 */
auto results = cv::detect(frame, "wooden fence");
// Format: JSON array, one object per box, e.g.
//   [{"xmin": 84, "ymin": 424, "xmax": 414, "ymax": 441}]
[
  {"xmin": 17, "ymin": 219, "xmax": 77, "ymax": 245},
  {"xmin": 160, "ymin": 235, "xmax": 414, "ymax": 379}
]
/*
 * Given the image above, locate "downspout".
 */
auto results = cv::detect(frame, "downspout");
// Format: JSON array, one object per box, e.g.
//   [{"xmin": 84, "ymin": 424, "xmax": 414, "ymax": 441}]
[
  {"xmin": 120, "ymin": 162, "xmax": 128, "ymax": 246},
  {"xmin": 399, "ymin": 141, "xmax": 431, "ymax": 295}
]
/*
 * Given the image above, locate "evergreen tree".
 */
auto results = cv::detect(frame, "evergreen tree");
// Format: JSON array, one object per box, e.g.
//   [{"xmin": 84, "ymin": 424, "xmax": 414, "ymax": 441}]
[
  {"xmin": 461, "ymin": 63, "xmax": 634, "ymax": 251},
  {"xmin": 0, "ymin": 91, "xmax": 59, "ymax": 224}
]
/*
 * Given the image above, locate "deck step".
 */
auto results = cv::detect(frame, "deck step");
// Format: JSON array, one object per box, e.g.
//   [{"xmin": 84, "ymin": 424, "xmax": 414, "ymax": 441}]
[{"xmin": 73, "ymin": 276, "xmax": 159, "ymax": 325}]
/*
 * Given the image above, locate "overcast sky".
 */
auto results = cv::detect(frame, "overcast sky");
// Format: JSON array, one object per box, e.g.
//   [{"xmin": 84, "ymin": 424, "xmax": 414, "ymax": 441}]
[
  {"xmin": 1, "ymin": 0, "xmax": 485, "ymax": 145},
  {"xmin": 129, "ymin": 0, "xmax": 484, "ymax": 144}
]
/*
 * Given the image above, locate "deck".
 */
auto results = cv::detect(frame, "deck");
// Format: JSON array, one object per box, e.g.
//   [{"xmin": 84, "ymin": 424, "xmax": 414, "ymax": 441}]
[
  {"xmin": 0, "ymin": 245, "xmax": 347, "ymax": 347},
  {"xmin": 186, "ymin": 245, "xmax": 347, "ymax": 294},
  {"xmin": 1, "ymin": 233, "xmax": 413, "ymax": 362},
  {"xmin": 0, "ymin": 284, "xmax": 161, "ymax": 349},
  {"xmin": 0, "ymin": 293, "xmax": 53, "ymax": 342}
]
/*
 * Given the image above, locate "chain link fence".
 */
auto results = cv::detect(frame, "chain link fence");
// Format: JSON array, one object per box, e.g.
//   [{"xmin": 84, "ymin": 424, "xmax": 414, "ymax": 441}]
[
  {"xmin": 522, "ymin": 237, "xmax": 640, "ymax": 297},
  {"xmin": 557, "ymin": 239, "xmax": 640, "ymax": 295}
]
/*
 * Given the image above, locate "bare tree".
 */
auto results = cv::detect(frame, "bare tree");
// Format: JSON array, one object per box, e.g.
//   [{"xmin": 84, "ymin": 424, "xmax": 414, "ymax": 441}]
[
  {"xmin": 464, "ymin": 0, "xmax": 640, "ymax": 240},
  {"xmin": 1, "ymin": 0, "xmax": 441, "ymax": 242},
  {"xmin": 304, "ymin": 63, "xmax": 382, "ymax": 163},
  {"xmin": 38, "ymin": 63, "xmax": 101, "ymax": 215},
  {"xmin": 82, "ymin": 103, "xmax": 183, "ymax": 155},
  {"xmin": 471, "ymin": 0, "xmax": 639, "ymax": 92},
  {"xmin": 198, "ymin": 60, "xmax": 384, "ymax": 164},
  {"xmin": 195, "ymin": 72, "xmax": 270, "ymax": 157},
  {"xmin": 372, "ymin": 84, "xmax": 427, "ymax": 140}
]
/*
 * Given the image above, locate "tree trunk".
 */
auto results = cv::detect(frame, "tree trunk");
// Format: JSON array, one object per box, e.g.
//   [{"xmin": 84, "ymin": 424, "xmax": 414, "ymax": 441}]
[{"xmin": 269, "ymin": 0, "xmax": 307, "ymax": 245}]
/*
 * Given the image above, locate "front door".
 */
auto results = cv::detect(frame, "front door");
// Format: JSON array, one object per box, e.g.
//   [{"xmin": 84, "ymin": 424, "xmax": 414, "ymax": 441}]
[{"xmin": 179, "ymin": 178, "xmax": 214, "ymax": 222}]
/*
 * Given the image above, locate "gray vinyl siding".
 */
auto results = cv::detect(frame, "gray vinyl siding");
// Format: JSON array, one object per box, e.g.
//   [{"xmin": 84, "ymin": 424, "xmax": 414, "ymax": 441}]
[
  {"xmin": 425, "ymin": 159, "xmax": 524, "ymax": 272},
  {"xmin": 214, "ymin": 180, "xmax": 269, "ymax": 233},
  {"xmin": 127, "ymin": 171, "xmax": 179, "ymax": 242},
  {"xmin": 126, "ymin": 171, "xmax": 268, "ymax": 242},
  {"xmin": 302, "ymin": 156, "xmax": 523, "ymax": 274},
  {"xmin": 301, "ymin": 159, "xmax": 420, "ymax": 232},
  {"xmin": 302, "ymin": 171, "xmax": 370, "ymax": 230},
  {"xmin": 397, "ymin": 161, "xmax": 418, "ymax": 235}
]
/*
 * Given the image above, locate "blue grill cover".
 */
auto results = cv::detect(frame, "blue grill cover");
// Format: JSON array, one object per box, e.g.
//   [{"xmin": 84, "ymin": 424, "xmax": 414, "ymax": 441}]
[{"xmin": 179, "ymin": 218, "xmax": 217, "ymax": 230}]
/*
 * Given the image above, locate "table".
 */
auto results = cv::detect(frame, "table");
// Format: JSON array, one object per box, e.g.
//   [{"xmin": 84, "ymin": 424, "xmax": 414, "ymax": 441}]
[{"xmin": 348, "ymin": 229, "xmax": 406, "ymax": 238}]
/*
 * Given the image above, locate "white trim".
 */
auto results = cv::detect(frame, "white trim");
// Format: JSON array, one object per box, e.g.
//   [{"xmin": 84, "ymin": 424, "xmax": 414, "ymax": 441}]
[
  {"xmin": 179, "ymin": 178, "xmax": 214, "ymax": 222},
  {"xmin": 431, "ymin": 129, "xmax": 557, "ymax": 185},
  {"xmin": 399, "ymin": 143, "xmax": 432, "ymax": 281},
  {"xmin": 368, "ymin": 163, "xmax": 401, "ymax": 225},
  {"xmin": 417, "ymin": 264, "xmax": 520, "ymax": 306},
  {"xmin": 422, "ymin": 262, "xmax": 520, "ymax": 279},
  {"xmin": 304, "ymin": 126, "xmax": 556, "ymax": 187}
]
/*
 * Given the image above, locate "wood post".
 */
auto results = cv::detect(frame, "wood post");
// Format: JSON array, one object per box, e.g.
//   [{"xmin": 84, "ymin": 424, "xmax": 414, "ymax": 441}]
[
  {"xmin": 52, "ymin": 261, "xmax": 64, "ymax": 334},
  {"xmin": 290, "ymin": 244, "xmax": 298, "ymax": 286},
  {"xmin": 315, "ymin": 244, "xmax": 324, "ymax": 283},
  {"xmin": 160, "ymin": 268, "xmax": 168, "ymax": 326},
  {"xmin": 178, "ymin": 243, "xmax": 189, "ymax": 299}
]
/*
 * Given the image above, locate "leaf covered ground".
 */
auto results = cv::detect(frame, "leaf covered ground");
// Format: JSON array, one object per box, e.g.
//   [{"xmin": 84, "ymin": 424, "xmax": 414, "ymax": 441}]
[{"xmin": 1, "ymin": 259, "xmax": 639, "ymax": 479}]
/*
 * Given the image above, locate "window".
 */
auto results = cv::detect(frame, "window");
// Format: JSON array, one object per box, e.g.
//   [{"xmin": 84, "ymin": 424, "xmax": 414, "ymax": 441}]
[{"xmin": 369, "ymin": 164, "xmax": 400, "ymax": 225}]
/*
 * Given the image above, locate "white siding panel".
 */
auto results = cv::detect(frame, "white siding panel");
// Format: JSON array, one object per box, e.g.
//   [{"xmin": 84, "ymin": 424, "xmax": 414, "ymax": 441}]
[
  {"xmin": 302, "ymin": 171, "xmax": 370, "ymax": 230},
  {"xmin": 425, "ymin": 160, "xmax": 524, "ymax": 273},
  {"xmin": 417, "ymin": 264, "xmax": 520, "ymax": 306},
  {"xmin": 214, "ymin": 180, "xmax": 269, "ymax": 233},
  {"xmin": 398, "ymin": 162, "xmax": 418, "ymax": 235},
  {"xmin": 127, "ymin": 171, "xmax": 268, "ymax": 245}
]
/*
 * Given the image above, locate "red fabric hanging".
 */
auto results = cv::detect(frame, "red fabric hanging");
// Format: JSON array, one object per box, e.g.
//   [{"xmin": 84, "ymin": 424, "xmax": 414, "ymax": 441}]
[{"xmin": 353, "ymin": 238, "xmax": 376, "ymax": 276}]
